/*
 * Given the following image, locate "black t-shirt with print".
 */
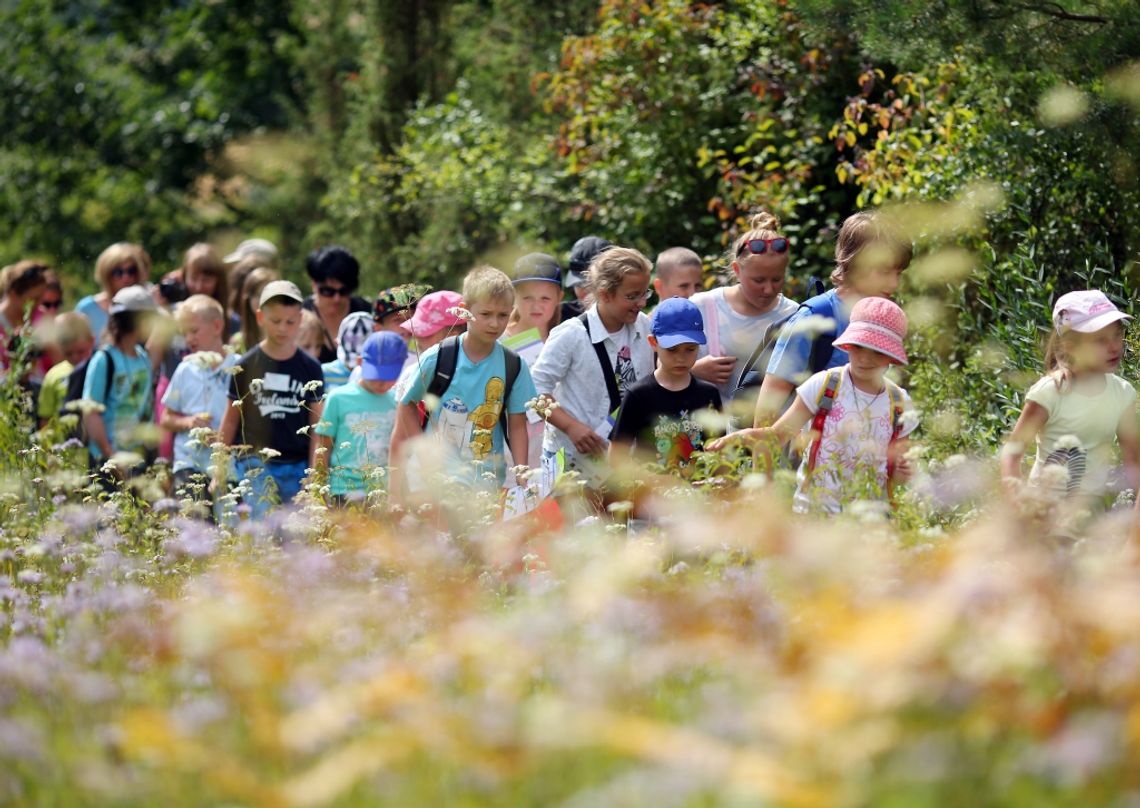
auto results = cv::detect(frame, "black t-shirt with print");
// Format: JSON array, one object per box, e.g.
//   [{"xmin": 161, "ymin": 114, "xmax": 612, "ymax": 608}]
[
  {"xmin": 613, "ymin": 373, "xmax": 722, "ymax": 467},
  {"xmin": 229, "ymin": 345, "xmax": 325, "ymax": 462}
]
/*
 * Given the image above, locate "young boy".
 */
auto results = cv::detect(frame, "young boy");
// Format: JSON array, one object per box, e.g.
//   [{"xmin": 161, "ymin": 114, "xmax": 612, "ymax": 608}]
[
  {"xmin": 652, "ymin": 247, "xmax": 704, "ymax": 303},
  {"xmin": 220, "ymin": 280, "xmax": 325, "ymax": 515},
  {"xmin": 159, "ymin": 295, "xmax": 239, "ymax": 511},
  {"xmin": 612, "ymin": 296, "xmax": 722, "ymax": 468},
  {"xmin": 390, "ymin": 266, "xmax": 536, "ymax": 495},
  {"xmin": 38, "ymin": 312, "xmax": 93, "ymax": 428},
  {"xmin": 315, "ymin": 331, "xmax": 407, "ymax": 504}
]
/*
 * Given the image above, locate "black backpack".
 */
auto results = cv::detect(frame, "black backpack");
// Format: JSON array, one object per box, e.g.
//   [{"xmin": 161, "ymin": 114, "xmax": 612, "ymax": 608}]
[
  {"xmin": 60, "ymin": 347, "xmax": 115, "ymax": 442},
  {"xmin": 425, "ymin": 336, "xmax": 523, "ymax": 450}
]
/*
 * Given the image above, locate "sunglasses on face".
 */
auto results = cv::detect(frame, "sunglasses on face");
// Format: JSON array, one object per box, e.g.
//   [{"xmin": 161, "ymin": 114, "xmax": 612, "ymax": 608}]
[
  {"xmin": 740, "ymin": 237, "xmax": 790, "ymax": 256},
  {"xmin": 111, "ymin": 264, "xmax": 139, "ymax": 280},
  {"xmin": 40, "ymin": 299, "xmax": 62, "ymax": 310},
  {"xmin": 317, "ymin": 284, "xmax": 351, "ymax": 298}
]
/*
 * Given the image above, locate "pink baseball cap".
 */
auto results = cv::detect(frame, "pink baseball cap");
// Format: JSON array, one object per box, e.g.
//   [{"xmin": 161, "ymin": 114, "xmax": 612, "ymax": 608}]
[
  {"xmin": 833, "ymin": 296, "xmax": 908, "ymax": 365},
  {"xmin": 1053, "ymin": 290, "xmax": 1130, "ymax": 334},
  {"xmin": 399, "ymin": 290, "xmax": 465, "ymax": 338}
]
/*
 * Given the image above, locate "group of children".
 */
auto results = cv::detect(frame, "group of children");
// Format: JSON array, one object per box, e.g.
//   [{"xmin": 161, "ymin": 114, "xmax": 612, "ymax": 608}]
[{"xmin": 7, "ymin": 208, "xmax": 1139, "ymax": 525}]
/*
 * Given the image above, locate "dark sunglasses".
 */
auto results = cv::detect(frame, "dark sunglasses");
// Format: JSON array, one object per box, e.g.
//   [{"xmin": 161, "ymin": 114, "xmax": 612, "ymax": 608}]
[
  {"xmin": 40, "ymin": 299, "xmax": 62, "ymax": 310},
  {"xmin": 740, "ymin": 237, "xmax": 790, "ymax": 256},
  {"xmin": 111, "ymin": 264, "xmax": 139, "ymax": 280},
  {"xmin": 317, "ymin": 284, "xmax": 351, "ymax": 298}
]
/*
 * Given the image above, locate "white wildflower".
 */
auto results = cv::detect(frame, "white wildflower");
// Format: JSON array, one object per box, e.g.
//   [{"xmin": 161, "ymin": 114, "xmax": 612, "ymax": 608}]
[
  {"xmin": 446, "ymin": 306, "xmax": 475, "ymax": 322},
  {"xmin": 260, "ymin": 448, "xmax": 282, "ymax": 460}
]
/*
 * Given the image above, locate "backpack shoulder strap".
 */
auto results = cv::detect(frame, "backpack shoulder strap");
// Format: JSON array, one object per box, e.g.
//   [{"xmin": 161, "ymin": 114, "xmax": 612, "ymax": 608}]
[
  {"xmin": 498, "ymin": 346, "xmax": 522, "ymax": 451},
  {"xmin": 427, "ymin": 336, "xmax": 460, "ymax": 399},
  {"xmin": 805, "ymin": 367, "xmax": 843, "ymax": 477},
  {"xmin": 733, "ymin": 303, "xmax": 801, "ymax": 392},
  {"xmin": 884, "ymin": 379, "xmax": 907, "ymax": 502},
  {"xmin": 103, "ymin": 347, "xmax": 116, "ymax": 400},
  {"xmin": 577, "ymin": 313, "xmax": 621, "ymax": 414},
  {"xmin": 698, "ymin": 292, "xmax": 721, "ymax": 357}
]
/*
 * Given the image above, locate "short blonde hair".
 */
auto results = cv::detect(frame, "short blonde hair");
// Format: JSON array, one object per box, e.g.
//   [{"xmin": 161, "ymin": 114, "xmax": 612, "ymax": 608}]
[
  {"xmin": 94, "ymin": 242, "xmax": 152, "ymax": 292},
  {"xmin": 654, "ymin": 247, "xmax": 702, "ymax": 282},
  {"xmin": 176, "ymin": 294, "xmax": 225, "ymax": 326},
  {"xmin": 587, "ymin": 246, "xmax": 652, "ymax": 296},
  {"xmin": 50, "ymin": 312, "xmax": 93, "ymax": 351},
  {"xmin": 462, "ymin": 265, "xmax": 515, "ymax": 305}
]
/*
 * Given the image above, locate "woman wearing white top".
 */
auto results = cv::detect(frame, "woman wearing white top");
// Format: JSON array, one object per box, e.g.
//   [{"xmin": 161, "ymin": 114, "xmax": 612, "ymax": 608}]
[{"xmin": 690, "ymin": 211, "xmax": 799, "ymax": 406}]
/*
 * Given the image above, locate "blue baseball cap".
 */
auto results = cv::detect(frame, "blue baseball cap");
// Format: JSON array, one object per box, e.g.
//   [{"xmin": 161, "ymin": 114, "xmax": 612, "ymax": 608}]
[
  {"xmin": 360, "ymin": 331, "xmax": 408, "ymax": 382},
  {"xmin": 651, "ymin": 297, "xmax": 707, "ymax": 348}
]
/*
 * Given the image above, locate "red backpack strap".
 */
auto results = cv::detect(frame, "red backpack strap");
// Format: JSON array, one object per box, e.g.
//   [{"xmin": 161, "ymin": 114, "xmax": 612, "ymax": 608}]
[
  {"xmin": 884, "ymin": 381, "xmax": 905, "ymax": 504},
  {"xmin": 805, "ymin": 368, "xmax": 842, "ymax": 477}
]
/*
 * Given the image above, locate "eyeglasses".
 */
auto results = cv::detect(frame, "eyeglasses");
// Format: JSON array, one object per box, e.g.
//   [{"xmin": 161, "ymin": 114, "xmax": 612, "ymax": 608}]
[
  {"xmin": 317, "ymin": 284, "xmax": 351, "ymax": 298},
  {"xmin": 40, "ymin": 299, "xmax": 62, "ymax": 310},
  {"xmin": 739, "ymin": 237, "xmax": 790, "ymax": 256},
  {"xmin": 622, "ymin": 290, "xmax": 652, "ymax": 303},
  {"xmin": 111, "ymin": 264, "xmax": 139, "ymax": 280}
]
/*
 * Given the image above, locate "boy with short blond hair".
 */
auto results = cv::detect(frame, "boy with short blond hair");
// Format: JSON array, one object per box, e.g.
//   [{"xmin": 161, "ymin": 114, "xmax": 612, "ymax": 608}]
[
  {"xmin": 220, "ymin": 281, "xmax": 325, "ymax": 514},
  {"xmin": 653, "ymin": 247, "xmax": 703, "ymax": 302},
  {"xmin": 390, "ymin": 265, "xmax": 537, "ymax": 493},
  {"xmin": 160, "ymin": 295, "xmax": 239, "ymax": 510},
  {"xmin": 38, "ymin": 313, "xmax": 94, "ymax": 428}
]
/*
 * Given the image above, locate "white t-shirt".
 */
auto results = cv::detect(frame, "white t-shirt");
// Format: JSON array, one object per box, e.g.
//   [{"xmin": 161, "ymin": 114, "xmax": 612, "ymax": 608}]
[
  {"xmin": 1025, "ymin": 373, "xmax": 1137, "ymax": 496},
  {"xmin": 690, "ymin": 287, "xmax": 799, "ymax": 399},
  {"xmin": 792, "ymin": 366, "xmax": 916, "ymax": 514}
]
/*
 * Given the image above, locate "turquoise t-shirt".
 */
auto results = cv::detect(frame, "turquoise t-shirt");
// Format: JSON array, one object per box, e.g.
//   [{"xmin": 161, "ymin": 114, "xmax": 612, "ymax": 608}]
[
  {"xmin": 82, "ymin": 345, "xmax": 153, "ymax": 460},
  {"xmin": 321, "ymin": 358, "xmax": 353, "ymax": 394},
  {"xmin": 315, "ymin": 383, "xmax": 399, "ymax": 496},
  {"xmin": 399, "ymin": 336, "xmax": 537, "ymax": 486}
]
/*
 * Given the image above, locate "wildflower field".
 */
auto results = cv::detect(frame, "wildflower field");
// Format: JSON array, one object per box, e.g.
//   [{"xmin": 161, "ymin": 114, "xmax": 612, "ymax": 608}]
[{"xmin": 5, "ymin": 360, "xmax": 1140, "ymax": 808}]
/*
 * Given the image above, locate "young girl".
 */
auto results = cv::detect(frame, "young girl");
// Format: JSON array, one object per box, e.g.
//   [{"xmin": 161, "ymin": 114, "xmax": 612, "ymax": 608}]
[
  {"xmin": 530, "ymin": 246, "xmax": 656, "ymax": 486},
  {"xmin": 75, "ymin": 243, "xmax": 152, "ymax": 341},
  {"xmin": 711, "ymin": 297, "xmax": 916, "ymax": 514},
  {"xmin": 1001, "ymin": 290, "xmax": 1140, "ymax": 509},
  {"xmin": 753, "ymin": 210, "xmax": 912, "ymax": 424},
  {"xmin": 234, "ymin": 267, "xmax": 279, "ymax": 352},
  {"xmin": 0, "ymin": 260, "xmax": 48, "ymax": 376},
  {"xmin": 82, "ymin": 285, "xmax": 157, "ymax": 480},
  {"xmin": 690, "ymin": 211, "xmax": 799, "ymax": 403}
]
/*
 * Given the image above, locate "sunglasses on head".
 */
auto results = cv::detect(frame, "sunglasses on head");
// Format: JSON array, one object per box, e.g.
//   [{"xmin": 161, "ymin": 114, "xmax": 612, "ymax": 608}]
[
  {"xmin": 317, "ymin": 284, "xmax": 351, "ymax": 298},
  {"xmin": 739, "ymin": 237, "xmax": 790, "ymax": 256},
  {"xmin": 111, "ymin": 264, "xmax": 139, "ymax": 280}
]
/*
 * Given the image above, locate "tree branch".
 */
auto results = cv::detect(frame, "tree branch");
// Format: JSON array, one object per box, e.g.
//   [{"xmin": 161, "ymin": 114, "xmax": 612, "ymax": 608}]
[{"xmin": 1011, "ymin": 1, "xmax": 1108, "ymax": 24}]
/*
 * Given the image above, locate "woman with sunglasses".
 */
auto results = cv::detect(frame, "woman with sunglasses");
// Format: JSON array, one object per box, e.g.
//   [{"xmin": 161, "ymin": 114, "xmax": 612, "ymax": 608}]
[
  {"xmin": 75, "ymin": 242, "xmax": 152, "ymax": 342},
  {"xmin": 690, "ymin": 211, "xmax": 800, "ymax": 403},
  {"xmin": 752, "ymin": 209, "xmax": 913, "ymax": 426},
  {"xmin": 302, "ymin": 245, "xmax": 372, "ymax": 364}
]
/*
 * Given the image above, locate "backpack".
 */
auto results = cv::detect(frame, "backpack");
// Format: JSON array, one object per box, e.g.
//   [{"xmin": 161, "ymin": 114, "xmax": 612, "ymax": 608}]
[
  {"xmin": 804, "ymin": 367, "xmax": 906, "ymax": 505},
  {"xmin": 60, "ymin": 347, "xmax": 116, "ymax": 443},
  {"xmin": 727, "ymin": 283, "xmax": 836, "ymax": 402},
  {"xmin": 424, "ymin": 336, "xmax": 523, "ymax": 450},
  {"xmin": 575, "ymin": 313, "xmax": 622, "ymax": 417}
]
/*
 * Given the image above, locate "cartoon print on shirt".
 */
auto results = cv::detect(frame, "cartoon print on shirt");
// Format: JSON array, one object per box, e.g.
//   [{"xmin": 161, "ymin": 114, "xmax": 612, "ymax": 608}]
[
  {"xmin": 438, "ymin": 397, "xmax": 472, "ymax": 453},
  {"xmin": 346, "ymin": 409, "xmax": 398, "ymax": 466},
  {"xmin": 468, "ymin": 376, "xmax": 504, "ymax": 461},
  {"xmin": 615, "ymin": 345, "xmax": 636, "ymax": 395}
]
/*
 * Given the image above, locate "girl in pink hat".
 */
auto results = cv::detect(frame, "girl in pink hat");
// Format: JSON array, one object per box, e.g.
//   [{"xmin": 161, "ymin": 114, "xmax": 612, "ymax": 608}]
[
  {"xmin": 1001, "ymin": 290, "xmax": 1140, "ymax": 509},
  {"xmin": 710, "ymin": 296, "xmax": 916, "ymax": 514}
]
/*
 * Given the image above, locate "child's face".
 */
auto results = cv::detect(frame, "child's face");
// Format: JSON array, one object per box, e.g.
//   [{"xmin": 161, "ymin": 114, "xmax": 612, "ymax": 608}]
[
  {"xmin": 846, "ymin": 344, "xmax": 892, "ymax": 384},
  {"xmin": 466, "ymin": 296, "xmax": 514, "ymax": 343},
  {"xmin": 360, "ymin": 379, "xmax": 396, "ymax": 395},
  {"xmin": 256, "ymin": 302, "xmax": 303, "ymax": 350},
  {"xmin": 1071, "ymin": 322, "xmax": 1125, "ymax": 373},
  {"xmin": 180, "ymin": 312, "xmax": 225, "ymax": 354},
  {"xmin": 598, "ymin": 272, "xmax": 651, "ymax": 325},
  {"xmin": 375, "ymin": 312, "xmax": 410, "ymax": 335},
  {"xmin": 652, "ymin": 338, "xmax": 700, "ymax": 375},
  {"xmin": 63, "ymin": 336, "xmax": 94, "ymax": 367},
  {"xmin": 732, "ymin": 253, "xmax": 787, "ymax": 311},
  {"xmin": 514, "ymin": 281, "xmax": 559, "ymax": 330},
  {"xmin": 185, "ymin": 269, "xmax": 218, "ymax": 298},
  {"xmin": 846, "ymin": 244, "xmax": 905, "ymax": 299},
  {"xmin": 653, "ymin": 265, "xmax": 702, "ymax": 301}
]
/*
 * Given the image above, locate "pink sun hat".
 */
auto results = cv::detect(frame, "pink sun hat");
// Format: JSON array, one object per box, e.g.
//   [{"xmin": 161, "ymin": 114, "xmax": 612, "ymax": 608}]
[
  {"xmin": 399, "ymin": 290, "xmax": 465, "ymax": 339},
  {"xmin": 833, "ymin": 296, "xmax": 908, "ymax": 365},
  {"xmin": 1052, "ymin": 289, "xmax": 1130, "ymax": 334}
]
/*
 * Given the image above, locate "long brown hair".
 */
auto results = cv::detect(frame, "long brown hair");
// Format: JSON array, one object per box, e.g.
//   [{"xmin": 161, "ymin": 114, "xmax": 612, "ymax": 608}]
[{"xmin": 831, "ymin": 210, "xmax": 913, "ymax": 288}]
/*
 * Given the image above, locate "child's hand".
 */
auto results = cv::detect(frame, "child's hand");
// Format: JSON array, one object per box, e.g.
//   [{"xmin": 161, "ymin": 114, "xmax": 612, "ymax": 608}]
[
  {"xmin": 692, "ymin": 355, "xmax": 736, "ymax": 386},
  {"xmin": 566, "ymin": 421, "xmax": 606, "ymax": 455},
  {"xmin": 708, "ymin": 427, "xmax": 765, "ymax": 453}
]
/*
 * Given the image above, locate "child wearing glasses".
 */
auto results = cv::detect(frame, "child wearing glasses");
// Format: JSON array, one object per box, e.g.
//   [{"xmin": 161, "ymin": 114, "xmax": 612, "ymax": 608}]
[
  {"xmin": 530, "ymin": 247, "xmax": 655, "ymax": 487},
  {"xmin": 752, "ymin": 210, "xmax": 912, "ymax": 424},
  {"xmin": 689, "ymin": 212, "xmax": 799, "ymax": 404},
  {"xmin": 75, "ymin": 243, "xmax": 151, "ymax": 342}
]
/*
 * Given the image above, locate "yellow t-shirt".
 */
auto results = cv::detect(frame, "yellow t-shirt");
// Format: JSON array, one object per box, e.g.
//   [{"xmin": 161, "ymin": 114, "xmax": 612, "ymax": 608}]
[{"xmin": 37, "ymin": 360, "xmax": 73, "ymax": 422}]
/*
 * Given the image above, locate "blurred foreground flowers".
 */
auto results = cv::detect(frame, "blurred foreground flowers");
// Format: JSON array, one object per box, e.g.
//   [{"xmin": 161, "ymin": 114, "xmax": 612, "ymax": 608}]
[{"xmin": 4, "ymin": 484, "xmax": 1140, "ymax": 806}]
